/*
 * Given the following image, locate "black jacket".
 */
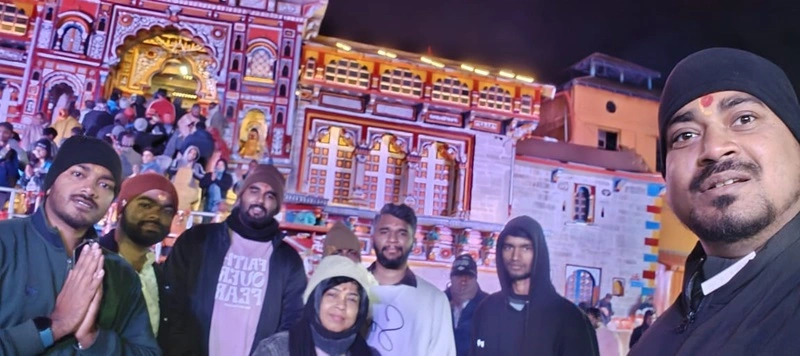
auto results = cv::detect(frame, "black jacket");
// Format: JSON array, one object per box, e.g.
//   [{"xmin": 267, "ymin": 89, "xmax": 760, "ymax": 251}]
[
  {"xmin": 629, "ymin": 214, "xmax": 800, "ymax": 356},
  {"xmin": 470, "ymin": 216, "xmax": 598, "ymax": 356},
  {"xmin": 160, "ymin": 220, "xmax": 307, "ymax": 356},
  {"xmin": 445, "ymin": 287, "xmax": 488, "ymax": 356}
]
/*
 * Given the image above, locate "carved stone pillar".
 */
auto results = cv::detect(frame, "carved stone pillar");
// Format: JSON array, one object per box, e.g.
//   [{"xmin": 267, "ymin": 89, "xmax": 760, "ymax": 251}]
[
  {"xmin": 349, "ymin": 144, "xmax": 371, "ymax": 206},
  {"xmin": 303, "ymin": 133, "xmax": 316, "ymax": 193},
  {"xmin": 401, "ymin": 154, "xmax": 421, "ymax": 206},
  {"xmin": 455, "ymin": 159, "xmax": 468, "ymax": 218}
]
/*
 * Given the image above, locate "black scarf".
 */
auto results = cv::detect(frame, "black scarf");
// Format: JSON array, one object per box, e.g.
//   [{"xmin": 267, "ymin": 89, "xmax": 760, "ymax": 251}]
[
  {"xmin": 225, "ymin": 207, "xmax": 281, "ymax": 242},
  {"xmin": 288, "ymin": 287, "xmax": 372, "ymax": 356}
]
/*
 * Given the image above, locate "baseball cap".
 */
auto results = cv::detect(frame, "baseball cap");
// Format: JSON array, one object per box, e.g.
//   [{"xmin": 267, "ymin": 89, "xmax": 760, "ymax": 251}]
[{"xmin": 451, "ymin": 254, "xmax": 478, "ymax": 277}]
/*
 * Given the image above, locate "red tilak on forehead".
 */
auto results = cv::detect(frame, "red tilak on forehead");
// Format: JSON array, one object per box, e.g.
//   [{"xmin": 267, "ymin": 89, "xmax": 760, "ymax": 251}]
[{"xmin": 700, "ymin": 94, "xmax": 714, "ymax": 108}]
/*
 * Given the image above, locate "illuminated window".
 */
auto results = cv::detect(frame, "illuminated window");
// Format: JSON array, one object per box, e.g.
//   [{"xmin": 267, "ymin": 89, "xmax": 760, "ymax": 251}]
[
  {"xmin": 246, "ymin": 47, "xmax": 276, "ymax": 83},
  {"xmin": 432, "ymin": 77, "xmax": 470, "ymax": 105},
  {"xmin": 573, "ymin": 184, "xmax": 596, "ymax": 223},
  {"xmin": 324, "ymin": 59, "xmax": 369, "ymax": 88},
  {"xmin": 364, "ymin": 134, "xmax": 406, "ymax": 210},
  {"xmin": 478, "ymin": 85, "xmax": 512, "ymax": 112},
  {"xmin": 307, "ymin": 126, "xmax": 356, "ymax": 204},
  {"xmin": 413, "ymin": 141, "xmax": 459, "ymax": 216},
  {"xmin": 304, "ymin": 58, "xmax": 316, "ymax": 79},
  {"xmin": 0, "ymin": 4, "xmax": 27, "ymax": 36},
  {"xmin": 380, "ymin": 68, "xmax": 422, "ymax": 97},
  {"xmin": 520, "ymin": 94, "xmax": 533, "ymax": 115}
]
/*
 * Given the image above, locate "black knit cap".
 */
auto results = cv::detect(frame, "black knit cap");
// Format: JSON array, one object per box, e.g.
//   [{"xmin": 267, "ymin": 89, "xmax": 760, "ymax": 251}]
[
  {"xmin": 658, "ymin": 48, "xmax": 800, "ymax": 177},
  {"xmin": 43, "ymin": 135, "xmax": 123, "ymax": 196}
]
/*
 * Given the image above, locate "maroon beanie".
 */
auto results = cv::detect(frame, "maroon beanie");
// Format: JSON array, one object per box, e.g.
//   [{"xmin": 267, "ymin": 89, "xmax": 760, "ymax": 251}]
[
  {"xmin": 117, "ymin": 173, "xmax": 179, "ymax": 217},
  {"xmin": 238, "ymin": 164, "xmax": 286, "ymax": 209}
]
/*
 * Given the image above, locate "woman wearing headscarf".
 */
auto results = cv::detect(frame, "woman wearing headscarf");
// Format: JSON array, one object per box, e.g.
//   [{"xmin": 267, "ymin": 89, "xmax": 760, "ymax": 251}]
[
  {"xmin": 168, "ymin": 145, "xmax": 205, "ymax": 212},
  {"xmin": 252, "ymin": 256, "xmax": 379, "ymax": 356}
]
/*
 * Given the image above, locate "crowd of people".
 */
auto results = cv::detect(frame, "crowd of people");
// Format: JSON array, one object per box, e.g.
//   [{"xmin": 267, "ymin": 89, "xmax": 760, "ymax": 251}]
[
  {"xmin": 0, "ymin": 88, "xmax": 238, "ymax": 216},
  {"xmin": 1, "ymin": 46, "xmax": 800, "ymax": 356}
]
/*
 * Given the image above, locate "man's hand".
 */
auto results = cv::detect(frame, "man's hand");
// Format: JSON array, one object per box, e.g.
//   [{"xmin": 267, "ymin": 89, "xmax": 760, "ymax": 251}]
[
  {"xmin": 49, "ymin": 243, "xmax": 104, "ymax": 342},
  {"xmin": 75, "ymin": 284, "xmax": 103, "ymax": 349}
]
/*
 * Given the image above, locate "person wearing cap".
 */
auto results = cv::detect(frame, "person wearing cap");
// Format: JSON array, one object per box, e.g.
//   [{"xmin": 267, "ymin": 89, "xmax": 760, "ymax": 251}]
[
  {"xmin": 630, "ymin": 48, "xmax": 800, "ymax": 355},
  {"xmin": 98, "ymin": 173, "xmax": 178, "ymax": 342},
  {"xmin": 444, "ymin": 254, "xmax": 487, "ymax": 356},
  {"xmin": 366, "ymin": 203, "xmax": 456, "ymax": 356},
  {"xmin": 162, "ymin": 164, "xmax": 307, "ymax": 356},
  {"xmin": 0, "ymin": 136, "xmax": 159, "ymax": 354},
  {"xmin": 323, "ymin": 221, "xmax": 363, "ymax": 263},
  {"xmin": 252, "ymin": 255, "xmax": 379, "ymax": 356}
]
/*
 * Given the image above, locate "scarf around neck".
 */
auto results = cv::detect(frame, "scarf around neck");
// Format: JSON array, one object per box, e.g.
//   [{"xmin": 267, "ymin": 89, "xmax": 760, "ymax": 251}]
[{"xmin": 225, "ymin": 206, "xmax": 281, "ymax": 242}]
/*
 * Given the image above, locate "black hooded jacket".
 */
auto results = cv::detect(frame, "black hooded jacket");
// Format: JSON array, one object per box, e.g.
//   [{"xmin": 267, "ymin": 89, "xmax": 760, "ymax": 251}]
[
  {"xmin": 470, "ymin": 216, "xmax": 598, "ymax": 356},
  {"xmin": 629, "ymin": 213, "xmax": 800, "ymax": 356}
]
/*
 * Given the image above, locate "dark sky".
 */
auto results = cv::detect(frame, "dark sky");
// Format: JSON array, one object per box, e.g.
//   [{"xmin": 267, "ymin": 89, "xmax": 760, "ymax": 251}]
[{"xmin": 320, "ymin": 0, "xmax": 800, "ymax": 88}]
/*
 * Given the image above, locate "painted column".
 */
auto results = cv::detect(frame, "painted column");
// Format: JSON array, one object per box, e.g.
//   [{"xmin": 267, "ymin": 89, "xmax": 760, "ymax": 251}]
[
  {"xmin": 349, "ymin": 144, "xmax": 370, "ymax": 206},
  {"xmin": 455, "ymin": 160, "xmax": 468, "ymax": 218},
  {"xmin": 303, "ymin": 132, "xmax": 315, "ymax": 193},
  {"xmin": 401, "ymin": 154, "xmax": 421, "ymax": 206}
]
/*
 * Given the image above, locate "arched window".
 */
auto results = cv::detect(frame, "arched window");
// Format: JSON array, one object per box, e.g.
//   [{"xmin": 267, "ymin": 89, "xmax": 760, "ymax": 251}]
[
  {"xmin": 59, "ymin": 24, "xmax": 85, "ymax": 54},
  {"xmin": 279, "ymin": 84, "xmax": 287, "ymax": 97},
  {"xmin": 573, "ymin": 184, "xmax": 595, "ymax": 223},
  {"xmin": 0, "ymin": 4, "xmax": 28, "ymax": 35},
  {"xmin": 232, "ymin": 58, "xmax": 240, "ymax": 71},
  {"xmin": 85, "ymin": 82, "xmax": 93, "ymax": 91},
  {"xmin": 45, "ymin": 8, "xmax": 53, "ymax": 21},
  {"xmin": 229, "ymin": 78, "xmax": 238, "ymax": 91},
  {"xmin": 306, "ymin": 126, "xmax": 356, "ymax": 204},
  {"xmin": 380, "ymin": 68, "xmax": 422, "ymax": 97},
  {"xmin": 479, "ymin": 85, "xmax": 512, "ymax": 112},
  {"xmin": 276, "ymin": 112, "xmax": 284, "ymax": 124},
  {"xmin": 324, "ymin": 59, "xmax": 369, "ymax": 88},
  {"xmin": 97, "ymin": 18, "xmax": 106, "ymax": 32},
  {"xmin": 281, "ymin": 65, "xmax": 289, "ymax": 77},
  {"xmin": 234, "ymin": 35, "xmax": 242, "ymax": 51},
  {"xmin": 245, "ymin": 46, "xmax": 276, "ymax": 82},
  {"xmin": 283, "ymin": 43, "xmax": 291, "ymax": 57},
  {"xmin": 32, "ymin": 71, "xmax": 40, "ymax": 81},
  {"xmin": 432, "ymin": 77, "xmax": 470, "ymax": 105},
  {"xmin": 566, "ymin": 269, "xmax": 596, "ymax": 305},
  {"xmin": 363, "ymin": 134, "xmax": 407, "ymax": 210}
]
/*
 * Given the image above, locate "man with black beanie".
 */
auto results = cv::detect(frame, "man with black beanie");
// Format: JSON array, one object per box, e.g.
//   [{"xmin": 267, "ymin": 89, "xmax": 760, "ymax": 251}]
[
  {"xmin": 630, "ymin": 48, "xmax": 800, "ymax": 355},
  {"xmin": 162, "ymin": 164, "xmax": 307, "ymax": 356},
  {"xmin": 0, "ymin": 136, "xmax": 159, "ymax": 354}
]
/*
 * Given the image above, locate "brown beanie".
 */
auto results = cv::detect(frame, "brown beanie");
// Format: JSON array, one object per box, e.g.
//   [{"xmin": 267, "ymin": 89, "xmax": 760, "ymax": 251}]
[
  {"xmin": 238, "ymin": 164, "xmax": 286, "ymax": 209},
  {"xmin": 117, "ymin": 173, "xmax": 179, "ymax": 218},
  {"xmin": 323, "ymin": 221, "xmax": 362, "ymax": 257}
]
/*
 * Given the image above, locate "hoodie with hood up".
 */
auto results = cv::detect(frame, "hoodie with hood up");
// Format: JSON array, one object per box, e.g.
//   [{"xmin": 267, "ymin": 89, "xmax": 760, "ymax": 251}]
[{"xmin": 470, "ymin": 216, "xmax": 598, "ymax": 356}]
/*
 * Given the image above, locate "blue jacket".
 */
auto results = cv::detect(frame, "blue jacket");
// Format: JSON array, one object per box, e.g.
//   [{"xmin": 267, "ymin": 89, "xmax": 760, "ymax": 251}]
[
  {"xmin": 160, "ymin": 220, "xmax": 307, "ymax": 356},
  {"xmin": 445, "ymin": 287, "xmax": 488, "ymax": 356}
]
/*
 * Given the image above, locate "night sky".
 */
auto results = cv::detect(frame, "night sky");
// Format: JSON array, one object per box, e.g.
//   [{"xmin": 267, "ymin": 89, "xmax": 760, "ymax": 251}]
[{"xmin": 320, "ymin": 0, "xmax": 800, "ymax": 89}]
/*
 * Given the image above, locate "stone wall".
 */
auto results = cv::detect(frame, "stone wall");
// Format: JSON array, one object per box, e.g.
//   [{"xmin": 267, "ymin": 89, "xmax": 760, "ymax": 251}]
[
  {"xmin": 510, "ymin": 157, "xmax": 664, "ymax": 317},
  {"xmin": 467, "ymin": 132, "xmax": 515, "ymax": 224}
]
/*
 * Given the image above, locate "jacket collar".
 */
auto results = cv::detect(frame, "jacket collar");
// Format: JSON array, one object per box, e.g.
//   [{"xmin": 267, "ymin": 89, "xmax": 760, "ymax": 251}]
[
  {"xmin": 32, "ymin": 203, "xmax": 99, "ymax": 250},
  {"xmin": 367, "ymin": 262, "xmax": 417, "ymax": 288}
]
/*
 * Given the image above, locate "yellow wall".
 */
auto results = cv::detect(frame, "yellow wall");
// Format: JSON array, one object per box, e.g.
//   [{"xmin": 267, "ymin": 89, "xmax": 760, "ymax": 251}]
[
  {"xmin": 659, "ymin": 205, "xmax": 698, "ymax": 255},
  {"xmin": 570, "ymin": 85, "xmax": 660, "ymax": 171}
]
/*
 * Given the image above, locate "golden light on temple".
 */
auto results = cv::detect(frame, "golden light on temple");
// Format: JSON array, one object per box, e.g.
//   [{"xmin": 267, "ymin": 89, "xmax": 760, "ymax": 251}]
[
  {"xmin": 421, "ymin": 56, "xmax": 445, "ymax": 68},
  {"xmin": 460, "ymin": 64, "xmax": 475, "ymax": 71},
  {"xmin": 378, "ymin": 49, "xmax": 397, "ymax": 59},
  {"xmin": 474, "ymin": 68, "xmax": 490, "ymax": 76},
  {"xmin": 335, "ymin": 42, "xmax": 352, "ymax": 51},
  {"xmin": 516, "ymin": 75, "xmax": 535, "ymax": 83},
  {"xmin": 499, "ymin": 70, "xmax": 515, "ymax": 78}
]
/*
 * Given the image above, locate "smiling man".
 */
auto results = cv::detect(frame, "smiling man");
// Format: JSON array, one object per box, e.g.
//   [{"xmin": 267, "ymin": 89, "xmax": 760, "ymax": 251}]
[
  {"xmin": 0, "ymin": 136, "xmax": 159, "ymax": 354},
  {"xmin": 629, "ymin": 48, "xmax": 800, "ymax": 355},
  {"xmin": 99, "ymin": 173, "xmax": 178, "ymax": 346},
  {"xmin": 162, "ymin": 164, "xmax": 306, "ymax": 356},
  {"xmin": 366, "ymin": 203, "xmax": 456, "ymax": 356}
]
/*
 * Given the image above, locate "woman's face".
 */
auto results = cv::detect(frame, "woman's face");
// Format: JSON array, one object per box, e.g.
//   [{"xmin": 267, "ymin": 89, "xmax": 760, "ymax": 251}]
[
  {"xmin": 318, "ymin": 281, "xmax": 361, "ymax": 333},
  {"xmin": 33, "ymin": 146, "xmax": 47, "ymax": 160},
  {"xmin": 215, "ymin": 160, "xmax": 225, "ymax": 171},
  {"xmin": 186, "ymin": 148, "xmax": 198, "ymax": 161}
]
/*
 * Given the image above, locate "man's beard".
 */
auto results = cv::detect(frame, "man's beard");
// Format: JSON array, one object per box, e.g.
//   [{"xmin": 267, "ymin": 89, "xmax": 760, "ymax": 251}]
[
  {"xmin": 51, "ymin": 193, "xmax": 102, "ymax": 231},
  {"xmin": 507, "ymin": 271, "xmax": 531, "ymax": 282},
  {"xmin": 120, "ymin": 213, "xmax": 169, "ymax": 247},
  {"xmin": 683, "ymin": 159, "xmax": 778, "ymax": 244},
  {"xmin": 240, "ymin": 204, "xmax": 273, "ymax": 229},
  {"xmin": 685, "ymin": 195, "xmax": 776, "ymax": 244},
  {"xmin": 374, "ymin": 245, "xmax": 411, "ymax": 270}
]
